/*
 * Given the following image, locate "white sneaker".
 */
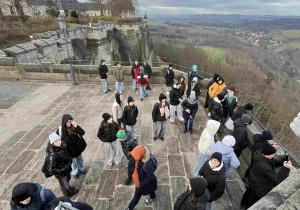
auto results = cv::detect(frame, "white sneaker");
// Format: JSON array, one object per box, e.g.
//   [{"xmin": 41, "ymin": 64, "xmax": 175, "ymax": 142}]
[
  {"xmin": 166, "ymin": 91, "xmax": 169, "ymax": 95},
  {"xmin": 208, "ymin": 112, "xmax": 211, "ymax": 117},
  {"xmin": 145, "ymin": 197, "xmax": 156, "ymax": 204}
]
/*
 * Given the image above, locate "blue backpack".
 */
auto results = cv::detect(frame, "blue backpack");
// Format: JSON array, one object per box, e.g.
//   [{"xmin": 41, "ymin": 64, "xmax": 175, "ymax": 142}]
[{"xmin": 144, "ymin": 153, "xmax": 158, "ymax": 172}]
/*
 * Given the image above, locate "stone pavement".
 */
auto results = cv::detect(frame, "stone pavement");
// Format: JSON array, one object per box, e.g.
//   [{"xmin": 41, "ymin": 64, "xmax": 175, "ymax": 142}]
[{"xmin": 0, "ymin": 81, "xmax": 245, "ymax": 210}]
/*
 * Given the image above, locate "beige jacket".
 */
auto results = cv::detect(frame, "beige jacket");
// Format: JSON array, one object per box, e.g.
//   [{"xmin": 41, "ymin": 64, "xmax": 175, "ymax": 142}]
[{"xmin": 112, "ymin": 101, "xmax": 123, "ymax": 122}]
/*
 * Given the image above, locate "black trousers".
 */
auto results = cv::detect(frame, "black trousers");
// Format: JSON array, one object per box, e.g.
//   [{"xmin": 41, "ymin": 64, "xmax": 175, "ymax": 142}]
[
  {"xmin": 234, "ymin": 149, "xmax": 243, "ymax": 158},
  {"xmin": 146, "ymin": 83, "xmax": 151, "ymax": 90},
  {"xmin": 56, "ymin": 174, "xmax": 73, "ymax": 197}
]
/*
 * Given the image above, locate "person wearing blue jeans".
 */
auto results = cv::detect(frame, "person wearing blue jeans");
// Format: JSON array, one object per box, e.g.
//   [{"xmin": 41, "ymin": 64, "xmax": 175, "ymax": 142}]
[
  {"xmin": 139, "ymin": 86, "xmax": 148, "ymax": 100},
  {"xmin": 136, "ymin": 69, "xmax": 149, "ymax": 101},
  {"xmin": 98, "ymin": 59, "xmax": 111, "ymax": 93},
  {"xmin": 102, "ymin": 78, "xmax": 110, "ymax": 93},
  {"xmin": 71, "ymin": 154, "xmax": 85, "ymax": 176},
  {"xmin": 182, "ymin": 92, "xmax": 198, "ymax": 134},
  {"xmin": 133, "ymin": 79, "xmax": 138, "ymax": 90},
  {"xmin": 114, "ymin": 62, "xmax": 125, "ymax": 94},
  {"xmin": 115, "ymin": 81, "xmax": 124, "ymax": 94}
]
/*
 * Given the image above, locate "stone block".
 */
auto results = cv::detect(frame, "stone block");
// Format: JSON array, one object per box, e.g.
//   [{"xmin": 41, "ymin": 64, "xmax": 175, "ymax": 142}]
[
  {"xmin": 4, "ymin": 143, "xmax": 28, "ymax": 158},
  {"xmin": 225, "ymin": 181, "xmax": 244, "ymax": 210},
  {"xmin": 167, "ymin": 137, "xmax": 180, "ymax": 154},
  {"xmin": 76, "ymin": 185, "xmax": 96, "ymax": 205},
  {"xmin": 3, "ymin": 46, "xmax": 28, "ymax": 63},
  {"xmin": 155, "ymin": 156, "xmax": 169, "ymax": 185},
  {"xmin": 16, "ymin": 43, "xmax": 38, "ymax": 63},
  {"xmin": 95, "ymin": 169, "xmax": 118, "ymax": 199},
  {"xmin": 0, "ymin": 57, "xmax": 15, "ymax": 66},
  {"xmin": 170, "ymin": 177, "xmax": 187, "ymax": 203},
  {"xmin": 3, "ymin": 131, "xmax": 27, "ymax": 147},
  {"xmin": 110, "ymin": 187, "xmax": 134, "ymax": 209},
  {"xmin": 20, "ymin": 125, "xmax": 46, "ymax": 143},
  {"xmin": 93, "ymin": 200, "xmax": 110, "ymax": 210},
  {"xmin": 152, "ymin": 137, "xmax": 168, "ymax": 157},
  {"xmin": 5, "ymin": 150, "xmax": 35, "ymax": 174},
  {"xmin": 0, "ymin": 157, "xmax": 15, "ymax": 175},
  {"xmin": 153, "ymin": 185, "xmax": 172, "ymax": 210},
  {"xmin": 84, "ymin": 161, "xmax": 104, "ymax": 186},
  {"xmin": 168, "ymin": 155, "xmax": 185, "ymax": 177}
]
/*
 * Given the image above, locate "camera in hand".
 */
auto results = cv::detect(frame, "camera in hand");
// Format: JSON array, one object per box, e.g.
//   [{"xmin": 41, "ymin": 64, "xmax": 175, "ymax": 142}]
[{"xmin": 283, "ymin": 155, "xmax": 289, "ymax": 162}]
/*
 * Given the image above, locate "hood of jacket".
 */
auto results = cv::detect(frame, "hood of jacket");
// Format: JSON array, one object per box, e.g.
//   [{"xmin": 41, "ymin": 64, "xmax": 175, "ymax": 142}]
[
  {"xmin": 192, "ymin": 77, "xmax": 198, "ymax": 83},
  {"xmin": 237, "ymin": 106, "xmax": 246, "ymax": 114},
  {"xmin": 212, "ymin": 141, "xmax": 233, "ymax": 156},
  {"xmin": 190, "ymin": 177, "xmax": 207, "ymax": 197},
  {"xmin": 252, "ymin": 150, "xmax": 272, "ymax": 165},
  {"xmin": 177, "ymin": 75, "xmax": 185, "ymax": 82},
  {"xmin": 62, "ymin": 114, "xmax": 73, "ymax": 130},
  {"xmin": 206, "ymin": 120, "xmax": 221, "ymax": 136},
  {"xmin": 123, "ymin": 130, "xmax": 134, "ymax": 142},
  {"xmin": 130, "ymin": 145, "xmax": 150, "ymax": 163},
  {"xmin": 208, "ymin": 161, "xmax": 226, "ymax": 175},
  {"xmin": 233, "ymin": 118, "xmax": 245, "ymax": 128},
  {"xmin": 195, "ymin": 188, "xmax": 210, "ymax": 203},
  {"xmin": 159, "ymin": 93, "xmax": 167, "ymax": 101},
  {"xmin": 12, "ymin": 183, "xmax": 37, "ymax": 204}
]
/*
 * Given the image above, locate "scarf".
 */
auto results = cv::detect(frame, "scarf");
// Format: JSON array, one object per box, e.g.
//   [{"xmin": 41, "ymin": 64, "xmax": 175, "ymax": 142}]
[
  {"xmin": 226, "ymin": 92, "xmax": 234, "ymax": 117},
  {"xmin": 160, "ymin": 102, "xmax": 170, "ymax": 119}
]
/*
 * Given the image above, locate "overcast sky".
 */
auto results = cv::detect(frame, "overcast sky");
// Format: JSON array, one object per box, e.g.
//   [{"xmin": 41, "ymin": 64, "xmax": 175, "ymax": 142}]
[{"xmin": 78, "ymin": 0, "xmax": 300, "ymax": 16}]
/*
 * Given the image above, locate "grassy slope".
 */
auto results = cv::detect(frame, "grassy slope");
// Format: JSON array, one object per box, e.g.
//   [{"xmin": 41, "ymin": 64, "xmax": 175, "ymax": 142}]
[{"xmin": 197, "ymin": 46, "xmax": 226, "ymax": 65}]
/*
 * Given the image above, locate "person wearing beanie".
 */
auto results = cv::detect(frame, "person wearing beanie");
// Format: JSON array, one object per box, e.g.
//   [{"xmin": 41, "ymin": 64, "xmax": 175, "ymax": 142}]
[
  {"xmin": 222, "ymin": 86, "xmax": 237, "ymax": 124},
  {"xmin": 210, "ymin": 93, "xmax": 225, "ymax": 122},
  {"xmin": 164, "ymin": 64, "xmax": 175, "ymax": 94},
  {"xmin": 143, "ymin": 61, "xmax": 152, "ymax": 90},
  {"xmin": 208, "ymin": 76, "xmax": 226, "ymax": 116},
  {"xmin": 10, "ymin": 182, "xmax": 56, "ymax": 210},
  {"xmin": 174, "ymin": 177, "xmax": 210, "ymax": 210},
  {"xmin": 97, "ymin": 112, "xmax": 120, "ymax": 169},
  {"xmin": 194, "ymin": 120, "xmax": 221, "ymax": 177},
  {"xmin": 56, "ymin": 114, "xmax": 87, "ymax": 179},
  {"xmin": 44, "ymin": 133, "xmax": 77, "ymax": 197},
  {"xmin": 187, "ymin": 77, "xmax": 201, "ymax": 99},
  {"xmin": 98, "ymin": 59, "xmax": 110, "ymax": 94},
  {"xmin": 152, "ymin": 93, "xmax": 170, "ymax": 141},
  {"xmin": 245, "ymin": 103, "xmax": 254, "ymax": 111},
  {"xmin": 169, "ymin": 81, "xmax": 184, "ymax": 124},
  {"xmin": 240, "ymin": 144, "xmax": 292, "ymax": 209},
  {"xmin": 177, "ymin": 75, "xmax": 187, "ymax": 98},
  {"xmin": 131, "ymin": 60, "xmax": 140, "ymax": 92},
  {"xmin": 232, "ymin": 114, "xmax": 251, "ymax": 158},
  {"xmin": 188, "ymin": 64, "xmax": 204, "ymax": 86},
  {"xmin": 114, "ymin": 61, "xmax": 125, "ymax": 94},
  {"xmin": 198, "ymin": 152, "xmax": 226, "ymax": 210},
  {"xmin": 137, "ymin": 67, "xmax": 149, "ymax": 101},
  {"xmin": 228, "ymin": 85, "xmax": 235, "ymax": 91},
  {"xmin": 123, "ymin": 96, "xmax": 138, "ymax": 139},
  {"xmin": 181, "ymin": 91, "xmax": 198, "ymax": 134},
  {"xmin": 44, "ymin": 197, "xmax": 92, "ymax": 210},
  {"xmin": 211, "ymin": 135, "xmax": 240, "ymax": 178},
  {"xmin": 112, "ymin": 93, "xmax": 125, "ymax": 129},
  {"xmin": 205, "ymin": 73, "xmax": 220, "ymax": 109},
  {"xmin": 125, "ymin": 145, "xmax": 158, "ymax": 210}
]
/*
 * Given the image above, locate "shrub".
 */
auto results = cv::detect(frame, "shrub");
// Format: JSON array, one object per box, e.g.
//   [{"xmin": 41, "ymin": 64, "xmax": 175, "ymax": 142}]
[
  {"xmin": 46, "ymin": 8, "xmax": 60, "ymax": 17},
  {"xmin": 2, "ymin": 15, "xmax": 29, "ymax": 22},
  {"xmin": 115, "ymin": 17, "xmax": 143, "ymax": 24},
  {"xmin": 70, "ymin": 11, "xmax": 79, "ymax": 19}
]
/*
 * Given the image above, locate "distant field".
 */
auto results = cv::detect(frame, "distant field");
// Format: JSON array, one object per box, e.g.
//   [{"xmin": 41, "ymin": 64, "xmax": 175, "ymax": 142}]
[
  {"xmin": 148, "ymin": 20, "xmax": 167, "ymax": 26},
  {"xmin": 197, "ymin": 46, "xmax": 226, "ymax": 64},
  {"xmin": 281, "ymin": 30, "xmax": 300, "ymax": 38},
  {"xmin": 275, "ymin": 42, "xmax": 300, "ymax": 52}
]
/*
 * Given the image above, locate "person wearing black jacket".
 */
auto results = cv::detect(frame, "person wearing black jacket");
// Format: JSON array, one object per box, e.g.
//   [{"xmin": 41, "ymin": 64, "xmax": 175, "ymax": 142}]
[
  {"xmin": 143, "ymin": 61, "xmax": 152, "ymax": 90},
  {"xmin": 44, "ymin": 197, "xmax": 93, "ymax": 210},
  {"xmin": 187, "ymin": 65, "xmax": 204, "ymax": 86},
  {"xmin": 240, "ymin": 145, "xmax": 291, "ymax": 209},
  {"xmin": 198, "ymin": 152, "xmax": 226, "ymax": 210},
  {"xmin": 222, "ymin": 87, "xmax": 237, "ymax": 121},
  {"xmin": 169, "ymin": 82, "xmax": 184, "ymax": 124},
  {"xmin": 46, "ymin": 133, "xmax": 78, "ymax": 197},
  {"xmin": 152, "ymin": 93, "xmax": 170, "ymax": 141},
  {"xmin": 177, "ymin": 75, "xmax": 186, "ymax": 98},
  {"xmin": 233, "ymin": 114, "xmax": 251, "ymax": 158},
  {"xmin": 123, "ymin": 96, "xmax": 139, "ymax": 140},
  {"xmin": 205, "ymin": 74, "xmax": 219, "ymax": 108},
  {"xmin": 57, "ymin": 114, "xmax": 87, "ymax": 179},
  {"xmin": 187, "ymin": 77, "xmax": 201, "ymax": 99},
  {"xmin": 131, "ymin": 60, "xmax": 140, "ymax": 91},
  {"xmin": 182, "ymin": 92, "xmax": 198, "ymax": 134},
  {"xmin": 98, "ymin": 59, "xmax": 110, "ymax": 93},
  {"xmin": 165, "ymin": 64, "xmax": 175, "ymax": 93},
  {"xmin": 174, "ymin": 177, "xmax": 210, "ymax": 210},
  {"xmin": 210, "ymin": 93, "xmax": 225, "ymax": 122},
  {"xmin": 97, "ymin": 113, "xmax": 121, "ymax": 169}
]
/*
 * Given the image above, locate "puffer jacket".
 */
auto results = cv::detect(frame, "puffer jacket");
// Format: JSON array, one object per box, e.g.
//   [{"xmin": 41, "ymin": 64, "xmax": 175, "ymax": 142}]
[
  {"xmin": 120, "ymin": 130, "xmax": 139, "ymax": 160},
  {"xmin": 143, "ymin": 64, "xmax": 152, "ymax": 78},
  {"xmin": 122, "ymin": 105, "xmax": 138, "ymax": 126},
  {"xmin": 137, "ymin": 72, "xmax": 149, "ymax": 87},
  {"xmin": 112, "ymin": 101, "xmax": 123, "ymax": 122},
  {"xmin": 165, "ymin": 68, "xmax": 174, "ymax": 87},
  {"xmin": 44, "ymin": 197, "xmax": 92, "ymax": 210},
  {"xmin": 211, "ymin": 141, "xmax": 240, "ymax": 178},
  {"xmin": 152, "ymin": 102, "xmax": 170, "ymax": 122},
  {"xmin": 174, "ymin": 188, "xmax": 210, "ymax": 210},
  {"xmin": 222, "ymin": 94, "xmax": 237, "ymax": 118},
  {"xmin": 186, "ymin": 77, "xmax": 201, "ymax": 99},
  {"xmin": 97, "ymin": 120, "xmax": 118, "ymax": 143},
  {"xmin": 170, "ymin": 85, "xmax": 182, "ymax": 106},
  {"xmin": 210, "ymin": 98, "xmax": 223, "ymax": 122},
  {"xmin": 131, "ymin": 64, "xmax": 140, "ymax": 79},
  {"xmin": 233, "ymin": 118, "xmax": 249, "ymax": 150},
  {"xmin": 46, "ymin": 143, "xmax": 72, "ymax": 178},
  {"xmin": 208, "ymin": 82, "xmax": 226, "ymax": 99},
  {"xmin": 98, "ymin": 64, "xmax": 108, "ymax": 79},
  {"xmin": 181, "ymin": 99, "xmax": 198, "ymax": 120},
  {"xmin": 114, "ymin": 66, "xmax": 125, "ymax": 82},
  {"xmin": 197, "ymin": 120, "xmax": 221, "ymax": 155}
]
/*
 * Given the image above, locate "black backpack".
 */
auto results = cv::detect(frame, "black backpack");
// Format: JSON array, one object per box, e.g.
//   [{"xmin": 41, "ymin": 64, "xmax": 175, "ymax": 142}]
[
  {"xmin": 41, "ymin": 153, "xmax": 53, "ymax": 178},
  {"xmin": 139, "ymin": 75, "xmax": 146, "ymax": 85}
]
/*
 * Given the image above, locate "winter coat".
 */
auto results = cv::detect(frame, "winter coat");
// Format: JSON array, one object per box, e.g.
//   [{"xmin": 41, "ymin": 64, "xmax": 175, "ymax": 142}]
[
  {"xmin": 249, "ymin": 150, "xmax": 290, "ymax": 198},
  {"xmin": 181, "ymin": 99, "xmax": 198, "ymax": 120},
  {"xmin": 128, "ymin": 147, "xmax": 158, "ymax": 195},
  {"xmin": 131, "ymin": 65, "xmax": 140, "ymax": 79},
  {"xmin": 222, "ymin": 96, "xmax": 237, "ymax": 118},
  {"xmin": 188, "ymin": 69, "xmax": 204, "ymax": 85},
  {"xmin": 170, "ymin": 86, "xmax": 182, "ymax": 106},
  {"xmin": 98, "ymin": 64, "xmax": 108, "ymax": 79},
  {"xmin": 112, "ymin": 101, "xmax": 123, "ymax": 122},
  {"xmin": 174, "ymin": 188, "xmax": 210, "ymax": 210},
  {"xmin": 198, "ymin": 160, "xmax": 226, "ymax": 202},
  {"xmin": 165, "ymin": 68, "xmax": 174, "ymax": 87},
  {"xmin": 208, "ymin": 82, "xmax": 226, "ymax": 99},
  {"xmin": 45, "ymin": 143, "xmax": 72, "ymax": 178},
  {"xmin": 97, "ymin": 121, "xmax": 118, "ymax": 143},
  {"xmin": 44, "ymin": 197, "xmax": 92, "ymax": 210},
  {"xmin": 187, "ymin": 82, "xmax": 201, "ymax": 99},
  {"xmin": 152, "ymin": 102, "xmax": 170, "ymax": 122},
  {"xmin": 210, "ymin": 141, "xmax": 240, "ymax": 178},
  {"xmin": 177, "ymin": 75, "xmax": 186, "ymax": 97},
  {"xmin": 137, "ymin": 72, "xmax": 149, "ymax": 87},
  {"xmin": 143, "ymin": 64, "xmax": 152, "ymax": 78},
  {"xmin": 120, "ymin": 130, "xmax": 139, "ymax": 160},
  {"xmin": 122, "ymin": 105, "xmax": 138, "ymax": 126},
  {"xmin": 198, "ymin": 120, "xmax": 221, "ymax": 155},
  {"xmin": 62, "ymin": 126, "xmax": 87, "ymax": 158},
  {"xmin": 210, "ymin": 98, "xmax": 223, "ymax": 122},
  {"xmin": 231, "ymin": 106, "xmax": 252, "ymax": 124},
  {"xmin": 10, "ymin": 183, "xmax": 56, "ymax": 210},
  {"xmin": 114, "ymin": 66, "xmax": 125, "ymax": 82},
  {"xmin": 233, "ymin": 119, "xmax": 249, "ymax": 150}
]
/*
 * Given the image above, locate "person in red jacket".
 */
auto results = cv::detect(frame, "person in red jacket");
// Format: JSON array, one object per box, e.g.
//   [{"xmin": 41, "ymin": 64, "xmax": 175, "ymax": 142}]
[
  {"xmin": 137, "ymin": 69, "xmax": 149, "ymax": 101},
  {"xmin": 131, "ymin": 60, "xmax": 140, "ymax": 92}
]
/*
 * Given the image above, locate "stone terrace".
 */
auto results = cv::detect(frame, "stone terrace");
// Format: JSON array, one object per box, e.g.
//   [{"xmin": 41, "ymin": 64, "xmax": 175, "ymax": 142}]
[{"xmin": 0, "ymin": 81, "xmax": 245, "ymax": 210}]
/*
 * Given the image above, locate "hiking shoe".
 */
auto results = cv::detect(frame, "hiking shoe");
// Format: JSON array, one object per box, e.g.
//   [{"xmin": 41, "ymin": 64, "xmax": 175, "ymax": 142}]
[
  {"xmin": 73, "ymin": 174, "xmax": 79, "ymax": 179},
  {"xmin": 70, "ymin": 189, "xmax": 79, "ymax": 196},
  {"xmin": 184, "ymin": 129, "xmax": 188, "ymax": 133},
  {"xmin": 153, "ymin": 137, "xmax": 158, "ymax": 141},
  {"xmin": 79, "ymin": 170, "xmax": 86, "ymax": 174},
  {"xmin": 145, "ymin": 94, "xmax": 148, "ymax": 97},
  {"xmin": 145, "ymin": 197, "xmax": 156, "ymax": 204},
  {"xmin": 189, "ymin": 129, "xmax": 193, "ymax": 134},
  {"xmin": 181, "ymin": 120, "xmax": 185, "ymax": 123},
  {"xmin": 107, "ymin": 89, "xmax": 111, "ymax": 91},
  {"xmin": 124, "ymin": 177, "xmax": 132, "ymax": 185},
  {"xmin": 160, "ymin": 137, "xmax": 164, "ymax": 141},
  {"xmin": 169, "ymin": 120, "xmax": 175, "ymax": 124},
  {"xmin": 141, "ymin": 98, "xmax": 143, "ymax": 101}
]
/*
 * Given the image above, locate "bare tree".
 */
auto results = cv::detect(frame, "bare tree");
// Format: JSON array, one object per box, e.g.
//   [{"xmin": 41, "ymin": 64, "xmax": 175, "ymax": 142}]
[
  {"xmin": 132, "ymin": 0, "xmax": 139, "ymax": 15},
  {"xmin": 14, "ymin": 0, "xmax": 26, "ymax": 27}
]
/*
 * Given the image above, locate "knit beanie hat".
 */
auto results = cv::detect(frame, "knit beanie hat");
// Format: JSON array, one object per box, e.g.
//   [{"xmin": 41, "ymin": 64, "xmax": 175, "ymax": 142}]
[
  {"xmin": 190, "ymin": 177, "xmax": 207, "ymax": 197},
  {"xmin": 245, "ymin": 103, "xmax": 254, "ymax": 111},
  {"xmin": 117, "ymin": 127, "xmax": 126, "ymax": 139},
  {"xmin": 218, "ymin": 76, "xmax": 224, "ymax": 83},
  {"xmin": 159, "ymin": 93, "xmax": 167, "ymax": 101},
  {"xmin": 144, "ymin": 60, "xmax": 148, "ymax": 64},
  {"xmin": 222, "ymin": 135, "xmax": 236, "ymax": 147},
  {"xmin": 241, "ymin": 114, "xmax": 251, "ymax": 124},
  {"xmin": 190, "ymin": 93, "xmax": 196, "ymax": 100},
  {"xmin": 192, "ymin": 65, "xmax": 197, "ymax": 69},
  {"xmin": 217, "ymin": 93, "xmax": 225, "ymax": 101},
  {"xmin": 211, "ymin": 152, "xmax": 222, "ymax": 163},
  {"xmin": 102, "ymin": 113, "xmax": 111, "ymax": 122},
  {"xmin": 169, "ymin": 63, "xmax": 173, "ymax": 68},
  {"xmin": 261, "ymin": 130, "xmax": 273, "ymax": 141},
  {"xmin": 101, "ymin": 59, "xmax": 105, "ymax": 64},
  {"xmin": 49, "ymin": 133, "xmax": 61, "ymax": 144},
  {"xmin": 228, "ymin": 85, "xmax": 235, "ymax": 91},
  {"xmin": 261, "ymin": 144, "xmax": 277, "ymax": 155},
  {"xmin": 128, "ymin": 96, "xmax": 134, "ymax": 104}
]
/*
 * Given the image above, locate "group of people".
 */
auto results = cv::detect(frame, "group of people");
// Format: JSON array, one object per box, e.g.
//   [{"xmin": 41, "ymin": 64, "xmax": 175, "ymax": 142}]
[{"xmin": 9, "ymin": 62, "xmax": 293, "ymax": 210}]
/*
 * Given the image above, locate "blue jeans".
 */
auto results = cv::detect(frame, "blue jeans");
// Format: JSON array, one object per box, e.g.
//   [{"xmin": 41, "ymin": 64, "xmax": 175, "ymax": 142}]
[
  {"xmin": 193, "ymin": 152, "xmax": 209, "ymax": 177},
  {"xmin": 133, "ymin": 79, "xmax": 138, "ymax": 90},
  {"xmin": 115, "ymin": 81, "xmax": 123, "ymax": 93},
  {"xmin": 184, "ymin": 118, "xmax": 194, "ymax": 130},
  {"xmin": 118, "ymin": 118, "xmax": 126, "ymax": 130},
  {"xmin": 71, "ymin": 154, "xmax": 85, "ymax": 175},
  {"xmin": 101, "ymin": 78, "xmax": 109, "ymax": 93},
  {"xmin": 206, "ymin": 201, "xmax": 215, "ymax": 210},
  {"xmin": 128, "ymin": 187, "xmax": 156, "ymax": 210},
  {"xmin": 139, "ymin": 86, "xmax": 147, "ymax": 99}
]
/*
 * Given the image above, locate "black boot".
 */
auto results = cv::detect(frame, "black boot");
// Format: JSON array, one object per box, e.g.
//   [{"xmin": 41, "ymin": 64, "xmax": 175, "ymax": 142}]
[
  {"xmin": 125, "ymin": 177, "xmax": 132, "ymax": 185},
  {"xmin": 189, "ymin": 129, "xmax": 193, "ymax": 134},
  {"xmin": 184, "ymin": 129, "xmax": 188, "ymax": 133}
]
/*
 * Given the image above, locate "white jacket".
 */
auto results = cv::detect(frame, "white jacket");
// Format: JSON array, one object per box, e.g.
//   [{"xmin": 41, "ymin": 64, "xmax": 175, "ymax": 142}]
[
  {"xmin": 112, "ymin": 101, "xmax": 123, "ymax": 122},
  {"xmin": 198, "ymin": 120, "xmax": 221, "ymax": 155}
]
